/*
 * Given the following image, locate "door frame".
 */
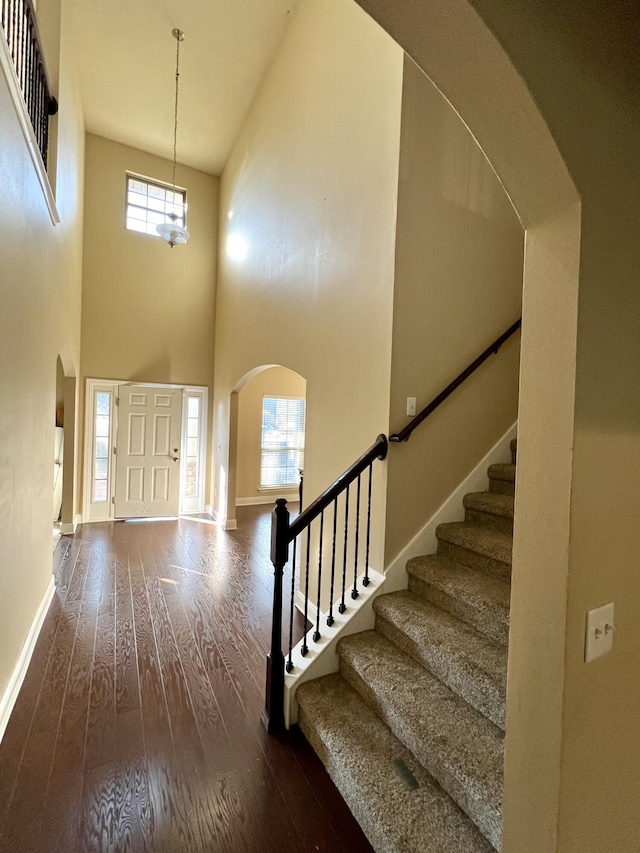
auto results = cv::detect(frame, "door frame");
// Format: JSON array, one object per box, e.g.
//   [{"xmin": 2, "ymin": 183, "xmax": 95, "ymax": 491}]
[{"xmin": 83, "ymin": 378, "xmax": 208, "ymax": 523}]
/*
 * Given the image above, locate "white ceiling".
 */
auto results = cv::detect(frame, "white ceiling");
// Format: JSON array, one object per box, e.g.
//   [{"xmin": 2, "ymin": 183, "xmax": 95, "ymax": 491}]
[{"xmin": 68, "ymin": 0, "xmax": 299, "ymax": 175}]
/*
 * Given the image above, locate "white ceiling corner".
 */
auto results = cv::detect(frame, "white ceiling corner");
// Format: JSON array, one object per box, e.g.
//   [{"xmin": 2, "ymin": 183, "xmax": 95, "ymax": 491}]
[{"xmin": 68, "ymin": 0, "xmax": 300, "ymax": 176}]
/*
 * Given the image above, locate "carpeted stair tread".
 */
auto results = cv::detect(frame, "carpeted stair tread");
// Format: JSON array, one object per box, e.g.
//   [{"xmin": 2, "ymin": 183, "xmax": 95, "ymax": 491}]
[
  {"xmin": 374, "ymin": 592, "xmax": 507, "ymax": 729},
  {"xmin": 406, "ymin": 554, "xmax": 510, "ymax": 646},
  {"xmin": 297, "ymin": 673, "xmax": 495, "ymax": 853},
  {"xmin": 487, "ymin": 463, "xmax": 515, "ymax": 482},
  {"xmin": 338, "ymin": 631, "xmax": 504, "ymax": 849},
  {"xmin": 436, "ymin": 523, "xmax": 512, "ymax": 583},
  {"xmin": 463, "ymin": 494, "xmax": 513, "ymax": 535},
  {"xmin": 488, "ymin": 463, "xmax": 516, "ymax": 496}
]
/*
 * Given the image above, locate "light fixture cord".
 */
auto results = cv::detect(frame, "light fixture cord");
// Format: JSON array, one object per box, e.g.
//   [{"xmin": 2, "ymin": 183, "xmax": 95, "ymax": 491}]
[{"xmin": 172, "ymin": 34, "xmax": 180, "ymax": 190}]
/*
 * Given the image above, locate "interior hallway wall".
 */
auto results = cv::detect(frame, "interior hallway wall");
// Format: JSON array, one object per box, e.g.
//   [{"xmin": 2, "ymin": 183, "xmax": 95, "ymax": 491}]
[
  {"xmin": 353, "ymin": 0, "xmax": 640, "ymax": 849},
  {"xmin": 0, "ymin": 0, "xmax": 85, "ymax": 719},
  {"xmin": 385, "ymin": 57, "xmax": 523, "ymax": 563},
  {"xmin": 213, "ymin": 0, "xmax": 404, "ymax": 571}
]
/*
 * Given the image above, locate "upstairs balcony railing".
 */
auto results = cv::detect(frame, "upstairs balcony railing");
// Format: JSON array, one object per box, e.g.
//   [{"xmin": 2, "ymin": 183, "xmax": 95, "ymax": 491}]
[{"xmin": 1, "ymin": 0, "xmax": 58, "ymax": 167}]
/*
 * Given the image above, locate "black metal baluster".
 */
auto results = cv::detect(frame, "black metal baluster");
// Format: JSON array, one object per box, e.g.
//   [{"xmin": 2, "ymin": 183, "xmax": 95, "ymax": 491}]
[
  {"xmin": 363, "ymin": 462, "xmax": 374, "ymax": 587},
  {"xmin": 338, "ymin": 486, "xmax": 350, "ymax": 614},
  {"xmin": 19, "ymin": 0, "xmax": 26, "ymax": 96},
  {"xmin": 42, "ymin": 75, "xmax": 49, "ymax": 165},
  {"xmin": 27, "ymin": 20, "xmax": 34, "ymax": 129},
  {"xmin": 327, "ymin": 497, "xmax": 338, "ymax": 627},
  {"xmin": 11, "ymin": 0, "xmax": 18, "ymax": 72},
  {"xmin": 301, "ymin": 524, "xmax": 311, "ymax": 656},
  {"xmin": 351, "ymin": 473, "xmax": 362, "ymax": 600},
  {"xmin": 313, "ymin": 510, "xmax": 324, "ymax": 642},
  {"xmin": 285, "ymin": 532, "xmax": 298, "ymax": 673}
]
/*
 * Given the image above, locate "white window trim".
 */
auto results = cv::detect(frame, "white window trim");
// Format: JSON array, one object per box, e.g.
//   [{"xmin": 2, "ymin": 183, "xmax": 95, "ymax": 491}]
[
  {"xmin": 83, "ymin": 378, "xmax": 208, "ymax": 522},
  {"xmin": 125, "ymin": 171, "xmax": 187, "ymax": 237}
]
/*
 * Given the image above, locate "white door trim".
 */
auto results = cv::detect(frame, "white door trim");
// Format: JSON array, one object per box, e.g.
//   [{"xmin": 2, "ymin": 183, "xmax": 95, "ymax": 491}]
[{"xmin": 83, "ymin": 378, "xmax": 208, "ymax": 522}]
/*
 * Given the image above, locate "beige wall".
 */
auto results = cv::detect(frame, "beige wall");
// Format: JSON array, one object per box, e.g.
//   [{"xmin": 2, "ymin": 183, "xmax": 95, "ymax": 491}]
[
  {"xmin": 81, "ymin": 134, "xmax": 218, "ymax": 387},
  {"xmin": 213, "ymin": 0, "xmax": 404, "ymax": 571},
  {"xmin": 355, "ymin": 0, "xmax": 639, "ymax": 850},
  {"xmin": 385, "ymin": 57, "xmax": 523, "ymax": 562},
  {"xmin": 0, "ymin": 0, "xmax": 84, "ymax": 709},
  {"xmin": 237, "ymin": 367, "xmax": 306, "ymax": 502},
  {"xmin": 80, "ymin": 134, "xmax": 218, "ymax": 508}
]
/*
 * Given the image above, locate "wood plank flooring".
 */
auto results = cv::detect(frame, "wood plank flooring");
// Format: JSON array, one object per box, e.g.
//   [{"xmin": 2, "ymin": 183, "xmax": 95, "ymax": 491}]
[{"xmin": 0, "ymin": 506, "xmax": 373, "ymax": 853}]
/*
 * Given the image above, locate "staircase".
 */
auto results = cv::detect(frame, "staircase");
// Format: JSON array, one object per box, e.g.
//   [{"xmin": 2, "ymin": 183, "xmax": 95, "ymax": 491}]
[{"xmin": 296, "ymin": 439, "xmax": 517, "ymax": 852}]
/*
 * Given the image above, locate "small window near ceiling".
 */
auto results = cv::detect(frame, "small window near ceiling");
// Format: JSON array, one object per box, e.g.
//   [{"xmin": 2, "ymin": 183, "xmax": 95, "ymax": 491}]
[
  {"xmin": 260, "ymin": 397, "xmax": 306, "ymax": 487},
  {"xmin": 125, "ymin": 174, "xmax": 187, "ymax": 236}
]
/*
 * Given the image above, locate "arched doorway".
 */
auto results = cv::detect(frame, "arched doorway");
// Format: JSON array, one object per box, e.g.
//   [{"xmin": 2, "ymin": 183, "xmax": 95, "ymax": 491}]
[
  {"xmin": 54, "ymin": 349, "xmax": 78, "ymax": 537},
  {"xmin": 352, "ymin": 1, "xmax": 581, "ymax": 847},
  {"xmin": 224, "ymin": 365, "xmax": 307, "ymax": 530}
]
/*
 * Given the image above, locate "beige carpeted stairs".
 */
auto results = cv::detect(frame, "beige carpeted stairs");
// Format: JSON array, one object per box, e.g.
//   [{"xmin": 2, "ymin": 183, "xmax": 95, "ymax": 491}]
[{"xmin": 297, "ymin": 439, "xmax": 517, "ymax": 852}]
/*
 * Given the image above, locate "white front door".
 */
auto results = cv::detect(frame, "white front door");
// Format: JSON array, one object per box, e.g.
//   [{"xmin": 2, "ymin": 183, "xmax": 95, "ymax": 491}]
[{"xmin": 114, "ymin": 385, "xmax": 183, "ymax": 518}]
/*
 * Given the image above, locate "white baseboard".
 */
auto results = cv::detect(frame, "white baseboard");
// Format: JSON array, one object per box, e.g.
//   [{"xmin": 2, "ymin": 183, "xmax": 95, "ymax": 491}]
[
  {"xmin": 295, "ymin": 589, "xmax": 318, "ymax": 624},
  {"xmin": 383, "ymin": 421, "xmax": 517, "ymax": 594},
  {"xmin": 285, "ymin": 569, "xmax": 385, "ymax": 729},
  {"xmin": 60, "ymin": 515, "xmax": 81, "ymax": 534},
  {"xmin": 236, "ymin": 493, "xmax": 298, "ymax": 507},
  {"xmin": 205, "ymin": 505, "xmax": 236, "ymax": 529},
  {"xmin": 0, "ymin": 576, "xmax": 55, "ymax": 744}
]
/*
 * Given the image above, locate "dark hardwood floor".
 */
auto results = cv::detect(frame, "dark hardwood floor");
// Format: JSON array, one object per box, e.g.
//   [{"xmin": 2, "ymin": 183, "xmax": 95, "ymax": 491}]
[{"xmin": 0, "ymin": 506, "xmax": 373, "ymax": 853}]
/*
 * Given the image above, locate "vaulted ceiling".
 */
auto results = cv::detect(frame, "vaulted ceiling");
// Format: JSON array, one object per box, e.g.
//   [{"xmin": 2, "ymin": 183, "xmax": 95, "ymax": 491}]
[{"xmin": 68, "ymin": 0, "xmax": 299, "ymax": 175}]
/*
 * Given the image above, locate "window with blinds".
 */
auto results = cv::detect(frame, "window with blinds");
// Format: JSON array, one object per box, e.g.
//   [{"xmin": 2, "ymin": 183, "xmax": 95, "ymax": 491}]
[{"xmin": 260, "ymin": 396, "xmax": 305, "ymax": 487}]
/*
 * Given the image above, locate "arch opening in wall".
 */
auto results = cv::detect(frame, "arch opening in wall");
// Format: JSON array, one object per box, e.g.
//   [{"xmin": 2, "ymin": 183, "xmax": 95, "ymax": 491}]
[
  {"xmin": 54, "ymin": 352, "xmax": 78, "ymax": 545},
  {"xmin": 352, "ymin": 1, "xmax": 581, "ymax": 848},
  {"xmin": 225, "ymin": 365, "xmax": 307, "ymax": 530}
]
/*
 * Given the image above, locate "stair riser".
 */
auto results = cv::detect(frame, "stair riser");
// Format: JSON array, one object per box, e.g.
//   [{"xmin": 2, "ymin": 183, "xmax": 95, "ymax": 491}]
[
  {"xmin": 375, "ymin": 613, "xmax": 506, "ymax": 730},
  {"xmin": 408, "ymin": 574, "xmax": 509, "ymax": 647},
  {"xmin": 464, "ymin": 507, "xmax": 513, "ymax": 535},
  {"xmin": 437, "ymin": 540, "xmax": 511, "ymax": 584},
  {"xmin": 488, "ymin": 477, "xmax": 515, "ymax": 496},
  {"xmin": 339, "ymin": 657, "xmax": 502, "ymax": 850}
]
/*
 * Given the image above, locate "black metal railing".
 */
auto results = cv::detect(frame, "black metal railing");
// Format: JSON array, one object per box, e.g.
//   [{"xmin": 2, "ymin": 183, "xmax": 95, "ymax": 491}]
[
  {"xmin": 389, "ymin": 318, "xmax": 522, "ymax": 443},
  {"xmin": 262, "ymin": 434, "xmax": 388, "ymax": 732},
  {"xmin": 262, "ymin": 317, "xmax": 521, "ymax": 732},
  {"xmin": 1, "ymin": 0, "xmax": 58, "ymax": 167}
]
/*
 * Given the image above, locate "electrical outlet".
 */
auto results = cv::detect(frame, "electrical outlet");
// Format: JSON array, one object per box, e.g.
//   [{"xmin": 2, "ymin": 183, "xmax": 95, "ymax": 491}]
[
  {"xmin": 406, "ymin": 397, "xmax": 416, "ymax": 417},
  {"xmin": 585, "ymin": 602, "xmax": 614, "ymax": 663}
]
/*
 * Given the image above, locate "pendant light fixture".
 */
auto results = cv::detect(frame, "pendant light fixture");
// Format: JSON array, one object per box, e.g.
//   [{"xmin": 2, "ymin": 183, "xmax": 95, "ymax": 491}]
[{"xmin": 157, "ymin": 28, "xmax": 190, "ymax": 248}]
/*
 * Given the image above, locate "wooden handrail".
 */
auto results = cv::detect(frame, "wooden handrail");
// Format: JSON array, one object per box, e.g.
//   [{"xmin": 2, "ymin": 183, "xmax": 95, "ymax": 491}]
[
  {"xmin": 288, "ymin": 434, "xmax": 388, "ymax": 540},
  {"xmin": 389, "ymin": 318, "xmax": 521, "ymax": 443}
]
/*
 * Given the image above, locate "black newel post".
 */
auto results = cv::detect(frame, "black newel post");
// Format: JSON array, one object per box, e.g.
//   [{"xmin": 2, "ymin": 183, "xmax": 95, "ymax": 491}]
[{"xmin": 262, "ymin": 498, "xmax": 290, "ymax": 733}]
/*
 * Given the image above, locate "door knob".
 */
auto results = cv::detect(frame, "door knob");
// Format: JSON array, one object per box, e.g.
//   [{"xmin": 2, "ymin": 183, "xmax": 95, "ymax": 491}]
[{"xmin": 173, "ymin": 456, "xmax": 179, "ymax": 462}]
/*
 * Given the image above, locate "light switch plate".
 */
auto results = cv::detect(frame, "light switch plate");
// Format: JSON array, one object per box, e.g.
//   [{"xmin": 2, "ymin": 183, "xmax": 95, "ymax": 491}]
[
  {"xmin": 585, "ymin": 602, "xmax": 614, "ymax": 663},
  {"xmin": 406, "ymin": 397, "xmax": 416, "ymax": 417}
]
